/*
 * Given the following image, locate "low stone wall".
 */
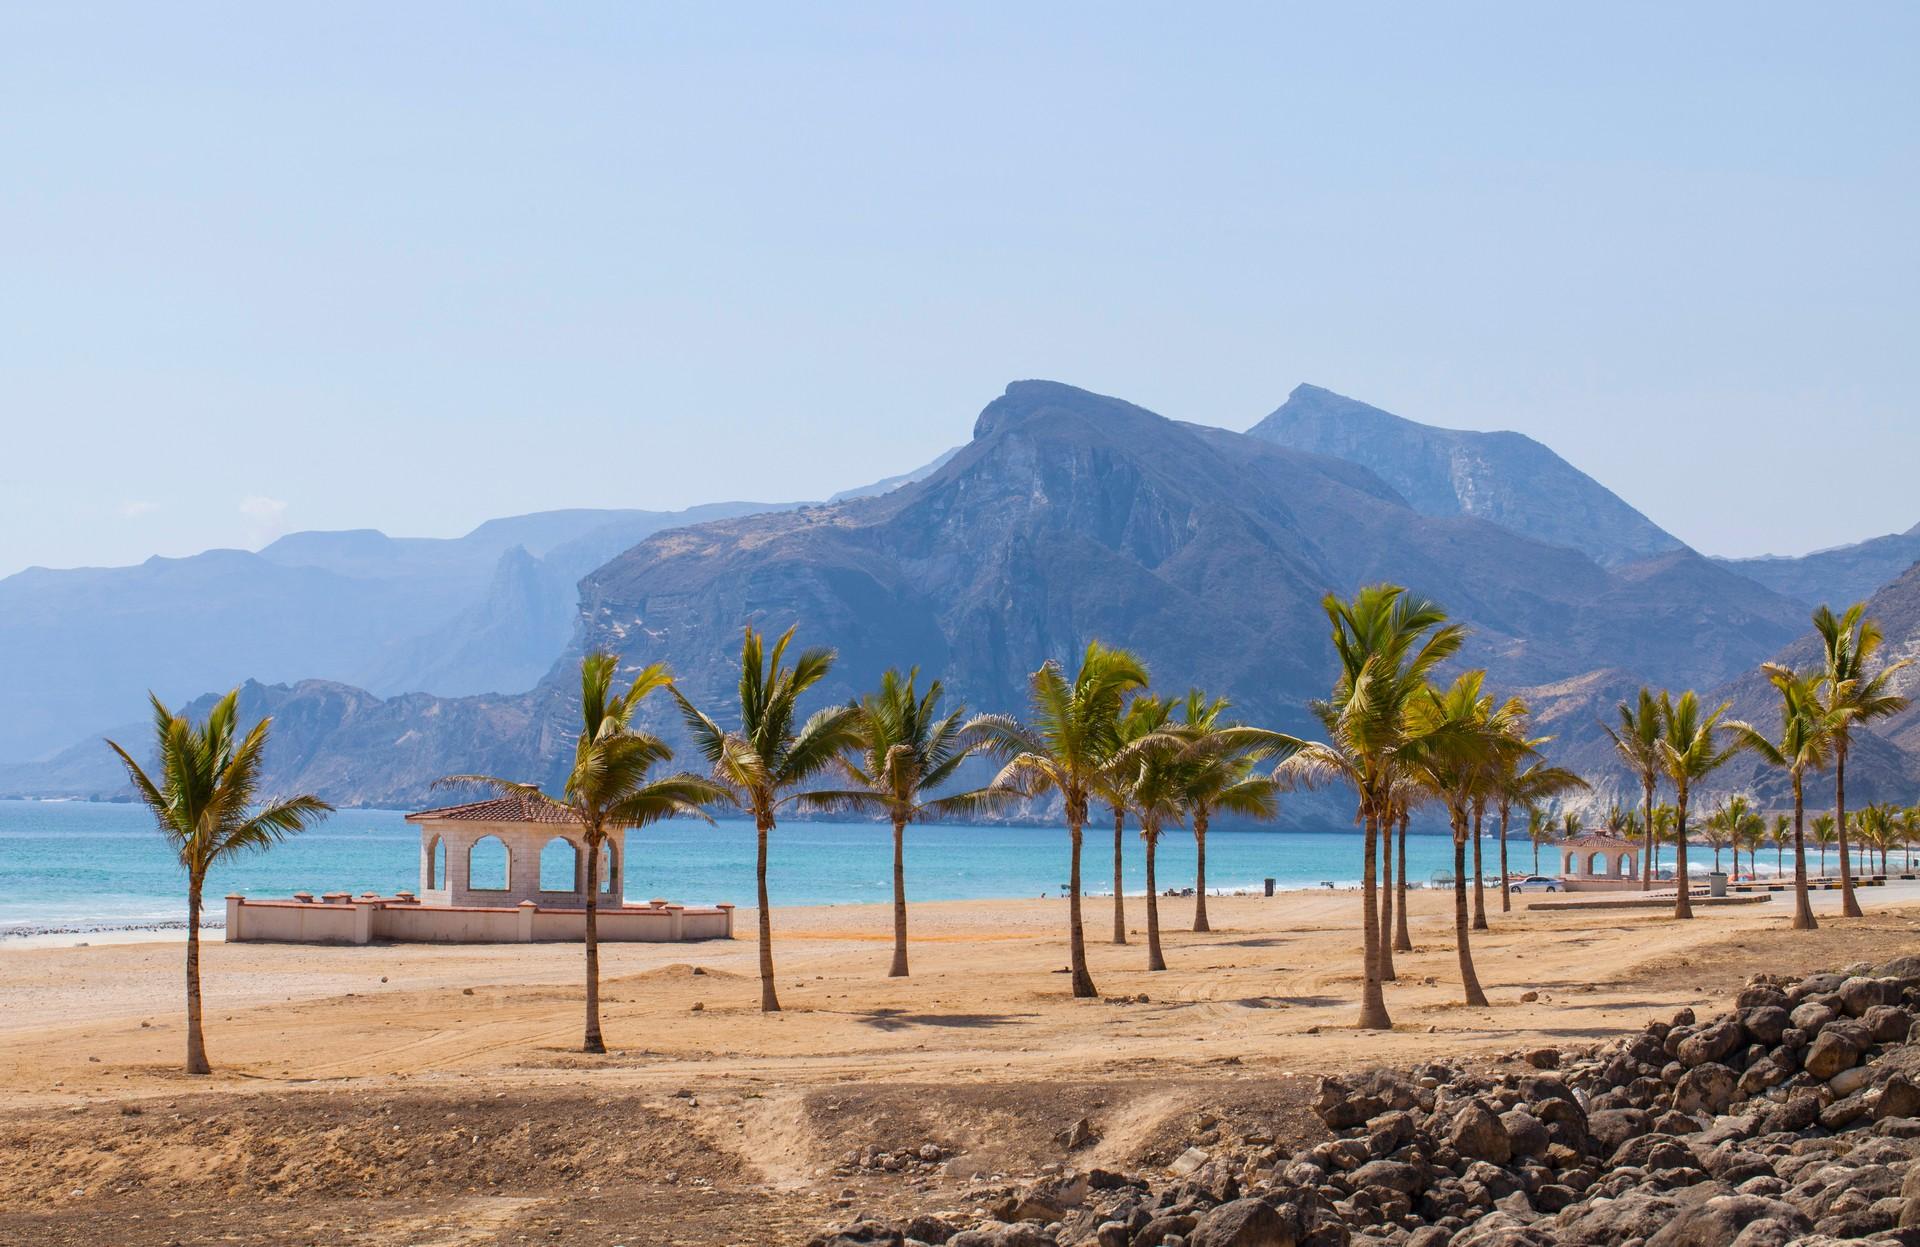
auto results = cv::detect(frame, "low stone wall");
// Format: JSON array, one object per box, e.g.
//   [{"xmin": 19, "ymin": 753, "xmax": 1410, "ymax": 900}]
[{"xmin": 224, "ymin": 894, "xmax": 734, "ymax": 945}]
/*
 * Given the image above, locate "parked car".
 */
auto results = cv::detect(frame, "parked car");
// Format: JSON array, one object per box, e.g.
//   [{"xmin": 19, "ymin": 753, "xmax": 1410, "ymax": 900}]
[{"xmin": 1508, "ymin": 875, "xmax": 1562, "ymax": 893}]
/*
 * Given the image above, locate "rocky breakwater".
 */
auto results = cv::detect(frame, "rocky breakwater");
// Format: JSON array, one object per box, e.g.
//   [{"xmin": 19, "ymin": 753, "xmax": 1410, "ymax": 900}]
[{"xmin": 808, "ymin": 955, "xmax": 1920, "ymax": 1247}]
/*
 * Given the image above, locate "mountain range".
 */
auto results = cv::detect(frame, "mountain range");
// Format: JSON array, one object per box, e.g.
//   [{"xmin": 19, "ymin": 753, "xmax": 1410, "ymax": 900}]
[{"xmin": 6, "ymin": 381, "xmax": 1916, "ymax": 816}]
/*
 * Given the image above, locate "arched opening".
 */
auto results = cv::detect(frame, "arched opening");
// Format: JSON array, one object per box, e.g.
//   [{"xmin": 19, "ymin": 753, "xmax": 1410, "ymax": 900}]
[
  {"xmin": 1622, "ymin": 852, "xmax": 1636, "ymax": 878},
  {"xmin": 468, "ymin": 835, "xmax": 510, "ymax": 891},
  {"xmin": 540, "ymin": 837, "xmax": 581, "ymax": 893},
  {"xmin": 1588, "ymin": 851, "xmax": 1606, "ymax": 876},
  {"xmin": 426, "ymin": 836, "xmax": 444, "ymax": 889},
  {"xmin": 1563, "ymin": 851, "xmax": 1577, "ymax": 876},
  {"xmin": 600, "ymin": 842, "xmax": 617, "ymax": 894}
]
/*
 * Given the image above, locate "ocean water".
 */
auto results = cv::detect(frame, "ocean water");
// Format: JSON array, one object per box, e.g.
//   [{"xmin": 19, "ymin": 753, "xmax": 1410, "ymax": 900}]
[{"xmin": 0, "ymin": 799, "xmax": 1511, "ymax": 935}]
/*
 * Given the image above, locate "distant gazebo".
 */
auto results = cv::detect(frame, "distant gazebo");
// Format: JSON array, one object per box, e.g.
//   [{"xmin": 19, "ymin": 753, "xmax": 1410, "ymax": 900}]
[
  {"xmin": 408, "ymin": 794, "xmax": 621, "ymax": 909},
  {"xmin": 1555, "ymin": 833, "xmax": 1638, "ymax": 884}
]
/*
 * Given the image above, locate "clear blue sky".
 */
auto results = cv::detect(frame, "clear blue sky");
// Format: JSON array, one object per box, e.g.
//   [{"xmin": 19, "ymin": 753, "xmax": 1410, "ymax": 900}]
[{"xmin": 2, "ymin": 4, "xmax": 1914, "ymax": 576}]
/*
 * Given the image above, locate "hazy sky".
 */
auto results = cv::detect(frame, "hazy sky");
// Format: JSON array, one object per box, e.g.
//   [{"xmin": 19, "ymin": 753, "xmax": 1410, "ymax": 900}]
[{"xmin": 2, "ymin": 4, "xmax": 1915, "ymax": 577}]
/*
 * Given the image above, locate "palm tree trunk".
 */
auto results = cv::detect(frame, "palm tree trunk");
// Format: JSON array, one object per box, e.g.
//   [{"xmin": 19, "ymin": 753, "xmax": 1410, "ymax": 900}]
[
  {"xmin": 1791, "ymin": 775, "xmax": 1816, "ymax": 930},
  {"xmin": 1144, "ymin": 828, "xmax": 1166, "ymax": 972},
  {"xmin": 583, "ymin": 833, "xmax": 605, "ymax": 1052},
  {"xmin": 1836, "ymin": 746, "xmax": 1863, "ymax": 917},
  {"xmin": 1470, "ymin": 807, "xmax": 1488, "ymax": 931},
  {"xmin": 1673, "ymin": 790, "xmax": 1694, "ymax": 920},
  {"xmin": 889, "ymin": 816, "xmax": 909, "ymax": 977},
  {"xmin": 1068, "ymin": 818, "xmax": 1097, "ymax": 998},
  {"xmin": 1642, "ymin": 778, "xmax": 1655, "ymax": 891},
  {"xmin": 1357, "ymin": 809, "xmax": 1391, "ymax": 1030},
  {"xmin": 1452, "ymin": 820, "xmax": 1488, "ymax": 1007},
  {"xmin": 1533, "ymin": 839, "xmax": 1541, "ymax": 874},
  {"xmin": 1192, "ymin": 814, "xmax": 1210, "ymax": 933},
  {"xmin": 1498, "ymin": 805, "xmax": 1512, "ymax": 913},
  {"xmin": 185, "ymin": 879, "xmax": 211, "ymax": 1075},
  {"xmin": 1110, "ymin": 806, "xmax": 1127, "ymax": 945},
  {"xmin": 1378, "ymin": 815, "xmax": 1396, "ymax": 981},
  {"xmin": 1393, "ymin": 812, "xmax": 1413, "ymax": 953},
  {"xmin": 757, "ymin": 816, "xmax": 781, "ymax": 1012}
]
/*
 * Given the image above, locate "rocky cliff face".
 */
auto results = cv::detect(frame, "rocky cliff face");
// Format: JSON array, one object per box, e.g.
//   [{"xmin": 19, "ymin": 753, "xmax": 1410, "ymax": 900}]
[{"xmin": 1248, "ymin": 384, "xmax": 1685, "ymax": 568}]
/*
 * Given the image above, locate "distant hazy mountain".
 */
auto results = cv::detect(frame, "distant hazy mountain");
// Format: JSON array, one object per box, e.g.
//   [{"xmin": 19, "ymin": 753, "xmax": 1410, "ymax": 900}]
[
  {"xmin": 827, "ymin": 446, "xmax": 962, "ymax": 503},
  {"xmin": 0, "ymin": 501, "xmax": 788, "ymax": 762},
  {"xmin": 11, "ymin": 381, "xmax": 1891, "ymax": 812},
  {"xmin": 1248, "ymin": 384, "xmax": 1685, "ymax": 568},
  {"xmin": 1713, "ymin": 524, "xmax": 1920, "ymax": 609}
]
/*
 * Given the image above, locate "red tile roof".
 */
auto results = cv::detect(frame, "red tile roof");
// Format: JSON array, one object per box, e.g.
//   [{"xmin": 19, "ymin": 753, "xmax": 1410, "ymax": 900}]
[{"xmin": 405, "ymin": 794, "xmax": 582, "ymax": 826}]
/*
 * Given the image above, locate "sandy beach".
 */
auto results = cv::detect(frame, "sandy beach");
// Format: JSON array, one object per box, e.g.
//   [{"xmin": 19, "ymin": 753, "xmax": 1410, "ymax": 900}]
[{"xmin": 2, "ymin": 883, "xmax": 1916, "ymax": 1246}]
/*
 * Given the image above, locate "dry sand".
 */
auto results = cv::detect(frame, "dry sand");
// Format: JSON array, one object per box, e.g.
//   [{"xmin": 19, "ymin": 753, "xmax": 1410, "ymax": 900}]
[{"xmin": 1, "ymin": 884, "xmax": 1916, "ymax": 1246}]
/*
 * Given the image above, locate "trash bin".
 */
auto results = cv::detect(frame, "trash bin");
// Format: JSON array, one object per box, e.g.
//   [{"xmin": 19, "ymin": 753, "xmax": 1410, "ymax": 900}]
[
  {"xmin": 1264, "ymin": 877, "xmax": 1276, "ymax": 897},
  {"xmin": 1708, "ymin": 871, "xmax": 1728, "ymax": 898}
]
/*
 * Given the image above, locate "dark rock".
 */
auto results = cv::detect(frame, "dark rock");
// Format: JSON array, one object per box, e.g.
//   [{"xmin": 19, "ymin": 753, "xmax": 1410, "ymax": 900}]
[
  {"xmin": 1673, "ymin": 1064, "xmax": 1738, "ymax": 1116},
  {"xmin": 1587, "ymin": 1107, "xmax": 1649, "ymax": 1155},
  {"xmin": 1136, "ymin": 1214, "xmax": 1198, "ymax": 1245},
  {"xmin": 1449, "ymin": 1103, "xmax": 1513, "ymax": 1165},
  {"xmin": 1866, "ymin": 1003, "xmax": 1914, "ymax": 1043},
  {"xmin": 1347, "ymin": 1161, "xmax": 1422, "ymax": 1196},
  {"xmin": 1741, "ymin": 1006, "xmax": 1789, "ymax": 1046},
  {"xmin": 1677, "ymin": 1019, "xmax": 1746, "ymax": 1068},
  {"xmin": 1789, "ymin": 1002, "xmax": 1837, "ymax": 1033},
  {"xmin": 1803, "ymin": 1028, "xmax": 1866, "ymax": 1080},
  {"xmin": 1499, "ymin": 1109, "xmax": 1549, "ymax": 1159},
  {"xmin": 1839, "ymin": 976, "xmax": 1897, "ymax": 1017},
  {"xmin": 1187, "ymin": 1198, "xmax": 1297, "ymax": 1247},
  {"xmin": 1880, "ymin": 1074, "xmax": 1920, "ymax": 1120}
]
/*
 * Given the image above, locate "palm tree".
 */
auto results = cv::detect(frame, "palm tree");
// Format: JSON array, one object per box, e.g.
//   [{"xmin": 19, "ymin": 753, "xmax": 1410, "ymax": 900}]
[
  {"xmin": 1656, "ymin": 691, "xmax": 1740, "ymax": 919},
  {"xmin": 1275, "ymin": 585, "xmax": 1464, "ymax": 1030},
  {"xmin": 1526, "ymin": 803, "xmax": 1555, "ymax": 874},
  {"xmin": 107, "ymin": 690, "xmax": 332, "ymax": 1074},
  {"xmin": 442, "ymin": 652, "xmax": 722, "ymax": 1050},
  {"xmin": 1494, "ymin": 754, "xmax": 1586, "ymax": 912},
  {"xmin": 1733, "ymin": 799, "xmax": 1765, "ymax": 879},
  {"xmin": 1769, "ymin": 813, "xmax": 1790, "ymax": 875},
  {"xmin": 1650, "ymin": 803, "xmax": 1676, "ymax": 877},
  {"xmin": 809, "ymin": 668, "xmax": 1001, "ymax": 978},
  {"xmin": 1388, "ymin": 784, "xmax": 1421, "ymax": 955},
  {"xmin": 1603, "ymin": 690, "xmax": 1666, "ymax": 892},
  {"xmin": 1729, "ymin": 667, "xmax": 1838, "ymax": 930},
  {"xmin": 1119, "ymin": 696, "xmax": 1183, "ymax": 971},
  {"xmin": 1858, "ymin": 803, "xmax": 1896, "ymax": 874},
  {"xmin": 675, "ymin": 625, "xmax": 863, "ymax": 1012},
  {"xmin": 1700, "ymin": 803, "xmax": 1732, "ymax": 872},
  {"xmin": 1812, "ymin": 813, "xmax": 1836, "ymax": 876},
  {"xmin": 1812, "ymin": 603, "xmax": 1912, "ymax": 917},
  {"xmin": 1401, "ymin": 671, "xmax": 1528, "ymax": 1008},
  {"xmin": 1169, "ymin": 689, "xmax": 1289, "ymax": 933},
  {"xmin": 971, "ymin": 641, "xmax": 1150, "ymax": 999}
]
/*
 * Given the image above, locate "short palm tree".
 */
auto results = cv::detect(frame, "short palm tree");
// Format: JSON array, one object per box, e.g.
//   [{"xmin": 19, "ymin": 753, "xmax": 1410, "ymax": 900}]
[
  {"xmin": 1701, "ymin": 804, "xmax": 1733, "ymax": 872},
  {"xmin": 1276, "ymin": 585, "xmax": 1463, "ymax": 1031},
  {"xmin": 675, "ymin": 625, "xmax": 863, "ymax": 1012},
  {"xmin": 1095, "ymin": 692, "xmax": 1164, "ymax": 947},
  {"xmin": 443, "ymin": 652, "xmax": 722, "ymax": 1050},
  {"xmin": 1731, "ymin": 798, "xmax": 1764, "ymax": 879},
  {"xmin": 107, "ymin": 690, "xmax": 332, "ymax": 1074},
  {"xmin": 1728, "ymin": 666, "xmax": 1838, "ymax": 930},
  {"xmin": 1401, "ymin": 670, "xmax": 1529, "ymax": 1008},
  {"xmin": 1603, "ymin": 689, "xmax": 1666, "ymax": 892},
  {"xmin": 1657, "ymin": 691, "xmax": 1740, "ymax": 919},
  {"xmin": 808, "ymin": 668, "xmax": 1002, "ymax": 978},
  {"xmin": 1526, "ymin": 803, "xmax": 1554, "ymax": 874},
  {"xmin": 1494, "ymin": 753, "xmax": 1586, "ymax": 912},
  {"xmin": 1813, "ymin": 603, "xmax": 1912, "ymax": 917},
  {"xmin": 1119, "ymin": 696, "xmax": 1183, "ymax": 972},
  {"xmin": 1770, "ymin": 813, "xmax": 1791, "ymax": 874},
  {"xmin": 1858, "ymin": 803, "xmax": 1897, "ymax": 874},
  {"xmin": 1812, "ymin": 812, "xmax": 1836, "ymax": 876},
  {"xmin": 971, "ymin": 641, "xmax": 1150, "ymax": 999},
  {"xmin": 1170, "ymin": 689, "xmax": 1289, "ymax": 933}
]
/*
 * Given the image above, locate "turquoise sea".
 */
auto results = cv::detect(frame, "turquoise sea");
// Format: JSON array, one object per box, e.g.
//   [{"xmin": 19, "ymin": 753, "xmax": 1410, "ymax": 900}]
[{"xmin": 0, "ymin": 799, "xmax": 1501, "ymax": 936}]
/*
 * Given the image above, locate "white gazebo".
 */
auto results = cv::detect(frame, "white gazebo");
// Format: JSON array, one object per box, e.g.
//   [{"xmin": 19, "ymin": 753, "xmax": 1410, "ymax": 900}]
[
  {"xmin": 222, "ymin": 794, "xmax": 733, "ymax": 945},
  {"xmin": 1554, "ymin": 833, "xmax": 1639, "ymax": 891}
]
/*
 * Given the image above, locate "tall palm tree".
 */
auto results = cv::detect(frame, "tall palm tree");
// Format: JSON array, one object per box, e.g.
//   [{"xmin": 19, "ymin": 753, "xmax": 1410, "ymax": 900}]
[
  {"xmin": 1388, "ymin": 784, "xmax": 1422, "ymax": 955},
  {"xmin": 1276, "ymin": 585, "xmax": 1464, "ymax": 1031},
  {"xmin": 1729, "ymin": 666, "xmax": 1838, "ymax": 930},
  {"xmin": 1095, "ymin": 691, "xmax": 1163, "ymax": 947},
  {"xmin": 443, "ymin": 652, "xmax": 722, "ymax": 1050},
  {"xmin": 107, "ymin": 690, "xmax": 332, "ymax": 1074},
  {"xmin": 1401, "ymin": 671, "xmax": 1528, "ymax": 1008},
  {"xmin": 807, "ymin": 668, "xmax": 1001, "ymax": 977},
  {"xmin": 1169, "ymin": 690, "xmax": 1289, "ymax": 933},
  {"xmin": 1813, "ymin": 603, "xmax": 1912, "ymax": 917},
  {"xmin": 1656, "ymin": 691, "xmax": 1740, "ymax": 919},
  {"xmin": 971, "ymin": 641, "xmax": 1150, "ymax": 999},
  {"xmin": 675, "ymin": 625, "xmax": 863, "ymax": 1012},
  {"xmin": 1494, "ymin": 754, "xmax": 1586, "ymax": 912},
  {"xmin": 1603, "ymin": 690, "xmax": 1666, "ymax": 892}
]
